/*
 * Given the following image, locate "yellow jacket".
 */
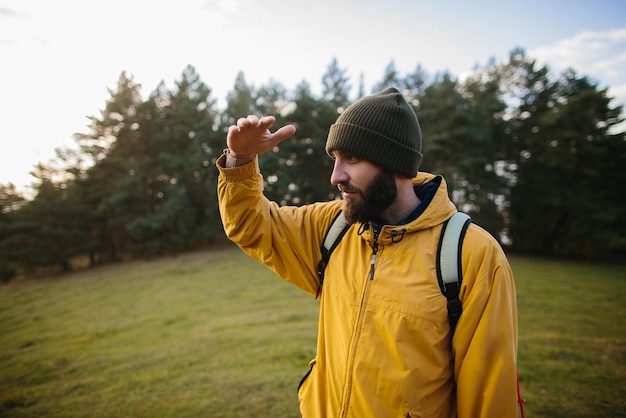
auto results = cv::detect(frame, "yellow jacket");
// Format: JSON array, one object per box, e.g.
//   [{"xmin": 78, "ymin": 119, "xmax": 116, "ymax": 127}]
[{"xmin": 217, "ymin": 156, "xmax": 519, "ymax": 418}]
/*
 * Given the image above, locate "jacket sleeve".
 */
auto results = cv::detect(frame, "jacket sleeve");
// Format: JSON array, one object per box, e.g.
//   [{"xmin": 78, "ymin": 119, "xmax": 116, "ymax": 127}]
[
  {"xmin": 453, "ymin": 224, "xmax": 520, "ymax": 418},
  {"xmin": 216, "ymin": 154, "xmax": 338, "ymax": 296}
]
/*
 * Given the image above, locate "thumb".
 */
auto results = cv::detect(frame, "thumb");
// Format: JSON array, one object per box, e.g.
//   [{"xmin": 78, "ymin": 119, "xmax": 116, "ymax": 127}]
[{"xmin": 271, "ymin": 124, "xmax": 296, "ymax": 144}]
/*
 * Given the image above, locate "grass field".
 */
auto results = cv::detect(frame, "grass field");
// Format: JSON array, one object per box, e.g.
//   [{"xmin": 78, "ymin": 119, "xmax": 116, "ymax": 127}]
[{"xmin": 1, "ymin": 244, "xmax": 625, "ymax": 417}]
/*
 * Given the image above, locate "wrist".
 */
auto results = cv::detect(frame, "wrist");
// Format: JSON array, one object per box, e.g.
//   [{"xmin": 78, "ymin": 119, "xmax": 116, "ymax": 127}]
[
  {"xmin": 230, "ymin": 152, "xmax": 253, "ymax": 160},
  {"xmin": 223, "ymin": 148, "xmax": 254, "ymax": 167}
]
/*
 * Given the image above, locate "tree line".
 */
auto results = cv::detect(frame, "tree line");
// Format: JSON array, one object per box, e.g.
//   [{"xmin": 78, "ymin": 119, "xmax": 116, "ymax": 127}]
[{"xmin": 1, "ymin": 48, "xmax": 625, "ymax": 281}]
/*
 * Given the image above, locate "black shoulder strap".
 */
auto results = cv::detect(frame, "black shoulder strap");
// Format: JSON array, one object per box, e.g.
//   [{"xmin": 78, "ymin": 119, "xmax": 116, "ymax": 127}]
[
  {"xmin": 436, "ymin": 212, "xmax": 472, "ymax": 333},
  {"xmin": 316, "ymin": 211, "xmax": 351, "ymax": 298}
]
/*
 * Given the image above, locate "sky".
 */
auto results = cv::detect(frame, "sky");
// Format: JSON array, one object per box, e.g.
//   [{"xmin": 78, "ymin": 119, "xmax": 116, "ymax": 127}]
[{"xmin": 1, "ymin": 0, "xmax": 625, "ymax": 194}]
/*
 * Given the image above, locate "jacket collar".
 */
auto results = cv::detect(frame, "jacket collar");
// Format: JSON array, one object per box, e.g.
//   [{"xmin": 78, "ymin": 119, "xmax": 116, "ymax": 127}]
[{"xmin": 360, "ymin": 172, "xmax": 458, "ymax": 245}]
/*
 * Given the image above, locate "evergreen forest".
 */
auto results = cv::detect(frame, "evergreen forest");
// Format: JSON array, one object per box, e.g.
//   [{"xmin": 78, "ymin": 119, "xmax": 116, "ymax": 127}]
[{"xmin": 1, "ymin": 49, "xmax": 625, "ymax": 281}]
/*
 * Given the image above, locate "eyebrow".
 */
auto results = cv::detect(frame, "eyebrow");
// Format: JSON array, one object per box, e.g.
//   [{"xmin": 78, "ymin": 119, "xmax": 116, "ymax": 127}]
[{"xmin": 333, "ymin": 150, "xmax": 356, "ymax": 159}]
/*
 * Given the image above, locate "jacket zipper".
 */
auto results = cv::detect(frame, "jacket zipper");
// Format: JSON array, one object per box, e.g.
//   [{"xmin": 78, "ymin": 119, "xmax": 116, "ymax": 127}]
[
  {"xmin": 341, "ymin": 225, "xmax": 381, "ymax": 417},
  {"xmin": 369, "ymin": 226, "xmax": 380, "ymax": 280}
]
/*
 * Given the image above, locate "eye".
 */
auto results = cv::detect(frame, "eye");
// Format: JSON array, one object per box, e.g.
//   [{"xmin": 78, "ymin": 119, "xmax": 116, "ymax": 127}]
[
  {"xmin": 344, "ymin": 153, "xmax": 360, "ymax": 163},
  {"xmin": 332, "ymin": 151, "xmax": 360, "ymax": 164}
]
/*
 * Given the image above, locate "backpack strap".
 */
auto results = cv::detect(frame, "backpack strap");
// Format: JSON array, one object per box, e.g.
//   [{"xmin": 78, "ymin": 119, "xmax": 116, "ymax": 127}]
[
  {"xmin": 317, "ymin": 210, "xmax": 472, "ymax": 335},
  {"xmin": 316, "ymin": 211, "xmax": 351, "ymax": 298},
  {"xmin": 315, "ymin": 211, "xmax": 523, "ymax": 411},
  {"xmin": 436, "ymin": 212, "xmax": 472, "ymax": 333}
]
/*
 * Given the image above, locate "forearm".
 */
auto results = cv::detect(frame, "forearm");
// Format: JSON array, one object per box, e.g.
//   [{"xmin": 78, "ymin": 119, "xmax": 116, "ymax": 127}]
[
  {"xmin": 216, "ymin": 153, "xmax": 327, "ymax": 295},
  {"xmin": 216, "ymin": 153, "xmax": 267, "ymax": 248}
]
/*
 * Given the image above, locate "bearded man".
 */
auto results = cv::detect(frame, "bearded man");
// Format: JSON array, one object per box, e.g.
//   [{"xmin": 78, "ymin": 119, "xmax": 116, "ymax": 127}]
[{"xmin": 216, "ymin": 88, "xmax": 520, "ymax": 418}]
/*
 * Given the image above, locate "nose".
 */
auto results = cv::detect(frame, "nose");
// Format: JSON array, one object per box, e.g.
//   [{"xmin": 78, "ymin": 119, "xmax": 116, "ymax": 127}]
[{"xmin": 330, "ymin": 158, "xmax": 348, "ymax": 186}]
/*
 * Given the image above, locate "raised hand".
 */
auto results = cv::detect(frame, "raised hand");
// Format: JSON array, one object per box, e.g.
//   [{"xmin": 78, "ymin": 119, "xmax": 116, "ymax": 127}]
[{"xmin": 227, "ymin": 115, "xmax": 296, "ymax": 159}]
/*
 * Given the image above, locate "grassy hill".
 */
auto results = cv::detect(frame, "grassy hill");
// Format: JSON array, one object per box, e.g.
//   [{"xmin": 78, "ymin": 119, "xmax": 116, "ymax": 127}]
[{"xmin": 1, "ymin": 245, "xmax": 624, "ymax": 417}]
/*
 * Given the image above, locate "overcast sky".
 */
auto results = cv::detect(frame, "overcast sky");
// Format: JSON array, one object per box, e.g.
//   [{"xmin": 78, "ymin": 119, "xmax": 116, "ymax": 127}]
[{"xmin": 1, "ymin": 0, "xmax": 625, "ymax": 193}]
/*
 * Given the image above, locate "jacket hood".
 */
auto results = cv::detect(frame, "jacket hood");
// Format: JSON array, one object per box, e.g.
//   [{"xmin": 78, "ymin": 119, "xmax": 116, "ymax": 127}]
[{"xmin": 409, "ymin": 172, "xmax": 458, "ymax": 230}]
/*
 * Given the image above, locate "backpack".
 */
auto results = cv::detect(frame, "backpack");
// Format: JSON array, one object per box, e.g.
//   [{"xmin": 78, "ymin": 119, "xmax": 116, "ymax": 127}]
[
  {"xmin": 315, "ymin": 211, "xmax": 527, "ymax": 415},
  {"xmin": 316, "ymin": 211, "xmax": 471, "ymax": 333}
]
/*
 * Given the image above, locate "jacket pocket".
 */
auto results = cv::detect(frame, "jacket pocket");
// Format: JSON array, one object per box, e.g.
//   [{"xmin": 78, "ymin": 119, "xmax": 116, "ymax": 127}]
[{"xmin": 297, "ymin": 358, "xmax": 316, "ymax": 399}]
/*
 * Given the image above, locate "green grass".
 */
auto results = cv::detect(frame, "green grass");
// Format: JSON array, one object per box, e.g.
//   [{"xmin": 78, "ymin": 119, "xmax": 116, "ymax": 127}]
[
  {"xmin": 515, "ymin": 256, "xmax": 626, "ymax": 417},
  {"xmin": 0, "ymin": 246, "xmax": 318, "ymax": 417},
  {"xmin": 1, "ymin": 246, "xmax": 624, "ymax": 417}
]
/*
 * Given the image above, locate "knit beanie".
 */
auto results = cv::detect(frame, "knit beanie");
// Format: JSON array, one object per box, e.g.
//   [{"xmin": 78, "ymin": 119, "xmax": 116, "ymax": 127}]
[{"xmin": 325, "ymin": 87, "xmax": 422, "ymax": 178}]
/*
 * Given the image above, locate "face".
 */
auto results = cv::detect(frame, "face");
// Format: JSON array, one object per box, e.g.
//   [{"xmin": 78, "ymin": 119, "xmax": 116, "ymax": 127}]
[{"xmin": 330, "ymin": 151, "xmax": 398, "ymax": 224}]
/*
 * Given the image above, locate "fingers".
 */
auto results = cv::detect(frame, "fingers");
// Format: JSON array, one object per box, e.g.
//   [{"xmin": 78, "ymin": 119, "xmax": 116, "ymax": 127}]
[
  {"xmin": 235, "ymin": 116, "xmax": 253, "ymax": 130},
  {"xmin": 258, "ymin": 116, "xmax": 276, "ymax": 130},
  {"xmin": 227, "ymin": 115, "xmax": 296, "ymax": 152},
  {"xmin": 233, "ymin": 115, "xmax": 282, "ymax": 134},
  {"xmin": 234, "ymin": 115, "xmax": 272, "ymax": 131},
  {"xmin": 227, "ymin": 124, "xmax": 239, "ymax": 136},
  {"xmin": 272, "ymin": 125, "xmax": 296, "ymax": 142}
]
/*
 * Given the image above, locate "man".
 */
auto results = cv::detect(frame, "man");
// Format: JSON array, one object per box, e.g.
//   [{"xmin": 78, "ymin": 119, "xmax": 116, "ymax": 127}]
[{"xmin": 217, "ymin": 88, "xmax": 519, "ymax": 417}]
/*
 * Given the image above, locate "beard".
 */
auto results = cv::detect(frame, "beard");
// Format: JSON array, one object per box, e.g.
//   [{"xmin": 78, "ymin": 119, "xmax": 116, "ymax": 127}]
[{"xmin": 341, "ymin": 170, "xmax": 398, "ymax": 224}]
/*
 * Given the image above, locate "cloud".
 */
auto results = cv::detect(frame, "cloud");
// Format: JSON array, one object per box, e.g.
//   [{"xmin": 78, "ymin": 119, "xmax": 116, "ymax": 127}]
[
  {"xmin": 529, "ymin": 26, "xmax": 626, "ymax": 116},
  {"xmin": 0, "ymin": 7, "xmax": 19, "ymax": 17},
  {"xmin": 0, "ymin": 4, "xmax": 26, "ymax": 45},
  {"xmin": 531, "ymin": 26, "xmax": 626, "ymax": 86},
  {"xmin": 604, "ymin": 88, "xmax": 624, "ymax": 114}
]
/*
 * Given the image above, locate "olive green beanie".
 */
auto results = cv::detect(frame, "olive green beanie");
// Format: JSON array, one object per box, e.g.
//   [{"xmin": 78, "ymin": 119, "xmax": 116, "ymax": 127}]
[{"xmin": 325, "ymin": 87, "xmax": 423, "ymax": 178}]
